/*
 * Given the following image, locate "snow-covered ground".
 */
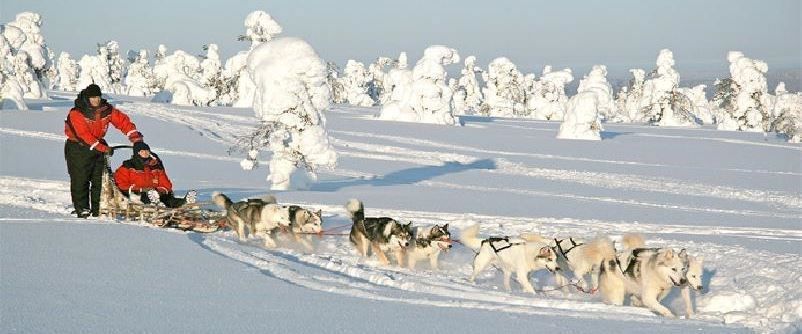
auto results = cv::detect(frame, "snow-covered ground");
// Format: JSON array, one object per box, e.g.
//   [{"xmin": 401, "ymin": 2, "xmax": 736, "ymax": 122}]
[{"xmin": 1, "ymin": 91, "xmax": 800, "ymax": 333}]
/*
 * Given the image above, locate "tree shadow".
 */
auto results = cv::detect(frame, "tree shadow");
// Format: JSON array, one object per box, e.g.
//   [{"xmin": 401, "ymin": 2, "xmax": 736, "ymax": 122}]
[
  {"xmin": 312, "ymin": 159, "xmax": 497, "ymax": 192},
  {"xmin": 600, "ymin": 131, "xmax": 633, "ymax": 140},
  {"xmin": 701, "ymin": 268, "xmax": 716, "ymax": 294}
]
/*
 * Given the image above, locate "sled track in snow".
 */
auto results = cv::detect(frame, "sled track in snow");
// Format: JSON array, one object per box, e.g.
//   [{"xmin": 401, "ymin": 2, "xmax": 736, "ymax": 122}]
[{"xmin": 0, "ymin": 176, "xmax": 800, "ymax": 332}]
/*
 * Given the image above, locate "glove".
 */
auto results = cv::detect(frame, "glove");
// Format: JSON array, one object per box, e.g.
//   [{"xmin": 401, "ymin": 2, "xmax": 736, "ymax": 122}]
[{"xmin": 128, "ymin": 131, "xmax": 143, "ymax": 143}]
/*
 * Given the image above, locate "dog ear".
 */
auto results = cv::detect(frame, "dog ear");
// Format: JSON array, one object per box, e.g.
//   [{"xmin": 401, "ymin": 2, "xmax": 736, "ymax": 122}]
[
  {"xmin": 442, "ymin": 223, "xmax": 449, "ymax": 231},
  {"xmin": 679, "ymin": 248, "xmax": 688, "ymax": 258},
  {"xmin": 661, "ymin": 248, "xmax": 675, "ymax": 261},
  {"xmin": 317, "ymin": 209, "xmax": 322, "ymax": 217}
]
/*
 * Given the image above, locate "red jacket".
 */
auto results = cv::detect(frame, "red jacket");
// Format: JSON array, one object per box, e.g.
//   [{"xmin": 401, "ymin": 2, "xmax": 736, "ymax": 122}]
[
  {"xmin": 114, "ymin": 154, "xmax": 174, "ymax": 194},
  {"xmin": 64, "ymin": 99, "xmax": 142, "ymax": 152}
]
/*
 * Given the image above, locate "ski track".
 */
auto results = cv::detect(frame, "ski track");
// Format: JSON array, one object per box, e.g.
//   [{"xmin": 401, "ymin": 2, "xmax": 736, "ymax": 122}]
[
  {"xmin": 0, "ymin": 176, "xmax": 797, "ymax": 333},
  {"xmin": 328, "ymin": 135, "xmax": 802, "ymax": 212}
]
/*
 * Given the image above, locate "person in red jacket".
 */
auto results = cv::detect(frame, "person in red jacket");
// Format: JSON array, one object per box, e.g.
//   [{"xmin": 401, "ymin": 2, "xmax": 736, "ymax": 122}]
[
  {"xmin": 64, "ymin": 84, "xmax": 144, "ymax": 218},
  {"xmin": 114, "ymin": 142, "xmax": 195, "ymax": 208}
]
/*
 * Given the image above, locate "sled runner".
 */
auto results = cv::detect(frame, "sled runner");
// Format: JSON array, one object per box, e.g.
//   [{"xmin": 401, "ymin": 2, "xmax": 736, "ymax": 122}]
[{"xmin": 97, "ymin": 146, "xmax": 226, "ymax": 233}]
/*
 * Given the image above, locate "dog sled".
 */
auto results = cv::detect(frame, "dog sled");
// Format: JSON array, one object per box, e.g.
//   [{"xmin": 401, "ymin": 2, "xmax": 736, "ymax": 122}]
[{"xmin": 97, "ymin": 146, "xmax": 227, "ymax": 233}]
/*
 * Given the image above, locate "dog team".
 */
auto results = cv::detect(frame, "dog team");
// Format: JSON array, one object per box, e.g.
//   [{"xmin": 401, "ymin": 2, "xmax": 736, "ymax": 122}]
[{"xmin": 212, "ymin": 193, "xmax": 704, "ymax": 318}]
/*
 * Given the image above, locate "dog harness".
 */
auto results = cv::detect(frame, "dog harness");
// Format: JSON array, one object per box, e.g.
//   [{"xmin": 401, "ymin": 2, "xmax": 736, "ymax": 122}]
[
  {"xmin": 554, "ymin": 237, "xmax": 583, "ymax": 260},
  {"xmin": 483, "ymin": 237, "xmax": 524, "ymax": 253}
]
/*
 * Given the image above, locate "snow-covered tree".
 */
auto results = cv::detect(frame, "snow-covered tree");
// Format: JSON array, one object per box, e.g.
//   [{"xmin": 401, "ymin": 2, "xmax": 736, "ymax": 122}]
[
  {"xmin": 367, "ymin": 57, "xmax": 392, "ymax": 104},
  {"xmin": 408, "ymin": 45, "xmax": 460, "ymax": 124},
  {"xmin": 151, "ymin": 49, "xmax": 215, "ymax": 106},
  {"xmin": 557, "ymin": 91, "xmax": 602, "ymax": 140},
  {"xmin": 576, "ymin": 64, "xmax": 615, "ymax": 121},
  {"xmin": 638, "ymin": 49, "xmax": 697, "ymax": 126},
  {"xmin": 0, "ymin": 70, "xmax": 27, "ymax": 109},
  {"xmin": 228, "ymin": 11, "xmax": 283, "ymax": 108},
  {"xmin": 614, "ymin": 69, "xmax": 647, "ymax": 122},
  {"xmin": 6, "ymin": 12, "xmax": 51, "ymax": 86},
  {"xmin": 677, "ymin": 85, "xmax": 714, "ymax": 124},
  {"xmin": 124, "ymin": 49, "xmax": 155, "ymax": 96},
  {"xmin": 55, "ymin": 51, "xmax": 79, "ymax": 91},
  {"xmin": 379, "ymin": 46, "xmax": 460, "ymax": 125},
  {"xmin": 714, "ymin": 51, "xmax": 772, "ymax": 132},
  {"xmin": 325, "ymin": 61, "xmax": 346, "ymax": 103},
  {"xmin": 1, "ymin": 13, "xmax": 50, "ymax": 100},
  {"xmin": 771, "ymin": 82, "xmax": 802, "ymax": 143},
  {"xmin": 527, "ymin": 65, "xmax": 574, "ymax": 120},
  {"xmin": 379, "ymin": 52, "xmax": 415, "ymax": 121},
  {"xmin": 198, "ymin": 43, "xmax": 224, "ymax": 104},
  {"xmin": 238, "ymin": 37, "xmax": 336, "ymax": 190},
  {"xmin": 341, "ymin": 59, "xmax": 373, "ymax": 107},
  {"xmin": 77, "ymin": 54, "xmax": 111, "ymax": 92},
  {"xmin": 100, "ymin": 41, "xmax": 125, "ymax": 94},
  {"xmin": 482, "ymin": 57, "xmax": 525, "ymax": 117},
  {"xmin": 453, "ymin": 55, "xmax": 484, "ymax": 115}
]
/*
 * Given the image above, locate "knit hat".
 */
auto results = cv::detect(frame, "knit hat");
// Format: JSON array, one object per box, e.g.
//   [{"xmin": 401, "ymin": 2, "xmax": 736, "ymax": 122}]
[
  {"xmin": 133, "ymin": 141, "xmax": 150, "ymax": 154},
  {"xmin": 84, "ymin": 84, "xmax": 102, "ymax": 97}
]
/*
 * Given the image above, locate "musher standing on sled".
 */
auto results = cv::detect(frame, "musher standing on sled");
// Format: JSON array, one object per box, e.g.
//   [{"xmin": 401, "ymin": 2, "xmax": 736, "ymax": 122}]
[{"xmin": 64, "ymin": 84, "xmax": 144, "ymax": 218}]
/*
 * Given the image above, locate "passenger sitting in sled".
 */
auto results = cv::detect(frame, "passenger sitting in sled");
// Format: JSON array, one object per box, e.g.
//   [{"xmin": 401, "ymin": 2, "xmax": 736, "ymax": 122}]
[{"xmin": 113, "ymin": 142, "xmax": 196, "ymax": 208}]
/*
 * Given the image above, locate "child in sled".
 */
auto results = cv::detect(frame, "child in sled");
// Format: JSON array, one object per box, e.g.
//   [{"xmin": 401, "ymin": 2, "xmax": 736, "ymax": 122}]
[{"xmin": 113, "ymin": 142, "xmax": 196, "ymax": 208}]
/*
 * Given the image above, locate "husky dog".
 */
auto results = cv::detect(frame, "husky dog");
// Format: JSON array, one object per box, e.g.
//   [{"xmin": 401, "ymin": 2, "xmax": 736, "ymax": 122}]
[
  {"xmin": 461, "ymin": 225, "xmax": 559, "ymax": 294},
  {"xmin": 598, "ymin": 247, "xmax": 687, "ymax": 317},
  {"xmin": 613, "ymin": 234, "xmax": 705, "ymax": 317},
  {"xmin": 346, "ymin": 199, "xmax": 412, "ymax": 266},
  {"xmin": 680, "ymin": 253, "xmax": 705, "ymax": 317},
  {"xmin": 285, "ymin": 206, "xmax": 324, "ymax": 251},
  {"xmin": 407, "ymin": 224, "xmax": 452, "ymax": 270},
  {"xmin": 536, "ymin": 234, "xmax": 616, "ymax": 293},
  {"xmin": 212, "ymin": 192, "xmax": 283, "ymax": 247}
]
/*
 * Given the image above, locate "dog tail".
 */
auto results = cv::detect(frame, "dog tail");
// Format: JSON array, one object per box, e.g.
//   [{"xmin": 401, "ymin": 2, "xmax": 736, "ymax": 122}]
[
  {"xmin": 211, "ymin": 191, "xmax": 231, "ymax": 209},
  {"xmin": 621, "ymin": 233, "xmax": 645, "ymax": 250},
  {"xmin": 584, "ymin": 236, "xmax": 617, "ymax": 261},
  {"xmin": 345, "ymin": 199, "xmax": 364, "ymax": 223},
  {"xmin": 459, "ymin": 224, "xmax": 483, "ymax": 250}
]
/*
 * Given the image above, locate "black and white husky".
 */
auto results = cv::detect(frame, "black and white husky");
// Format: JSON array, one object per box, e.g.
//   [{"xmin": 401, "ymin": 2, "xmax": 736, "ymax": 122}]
[
  {"xmin": 407, "ymin": 224, "xmax": 452, "ymax": 270},
  {"xmin": 461, "ymin": 225, "xmax": 559, "ymax": 294},
  {"xmin": 346, "ymin": 199, "xmax": 412, "ymax": 266}
]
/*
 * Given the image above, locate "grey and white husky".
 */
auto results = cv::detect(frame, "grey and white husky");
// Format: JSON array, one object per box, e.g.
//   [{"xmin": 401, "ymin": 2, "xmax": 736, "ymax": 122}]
[
  {"xmin": 284, "ymin": 205, "xmax": 324, "ymax": 251},
  {"xmin": 407, "ymin": 224, "xmax": 452, "ymax": 270},
  {"xmin": 461, "ymin": 225, "xmax": 559, "ymax": 294},
  {"xmin": 598, "ymin": 246, "xmax": 688, "ymax": 317},
  {"xmin": 212, "ymin": 192, "xmax": 282, "ymax": 247},
  {"xmin": 346, "ymin": 199, "xmax": 412, "ymax": 266}
]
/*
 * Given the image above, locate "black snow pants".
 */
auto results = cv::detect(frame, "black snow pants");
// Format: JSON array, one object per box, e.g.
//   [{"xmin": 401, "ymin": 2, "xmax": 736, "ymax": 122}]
[{"xmin": 64, "ymin": 140, "xmax": 105, "ymax": 215}]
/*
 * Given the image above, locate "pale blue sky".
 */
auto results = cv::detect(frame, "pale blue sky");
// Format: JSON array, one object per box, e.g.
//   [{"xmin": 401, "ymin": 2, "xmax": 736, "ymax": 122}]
[{"xmin": 2, "ymin": 0, "xmax": 799, "ymax": 78}]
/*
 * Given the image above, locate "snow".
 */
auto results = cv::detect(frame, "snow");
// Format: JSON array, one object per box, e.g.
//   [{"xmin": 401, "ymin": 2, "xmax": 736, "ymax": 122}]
[
  {"xmin": 639, "ymin": 49, "xmax": 698, "ymax": 127},
  {"xmin": 341, "ymin": 59, "xmax": 374, "ymax": 107},
  {"xmin": 2, "ymin": 88, "xmax": 801, "ymax": 332},
  {"xmin": 453, "ymin": 55, "xmax": 483, "ymax": 115}
]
